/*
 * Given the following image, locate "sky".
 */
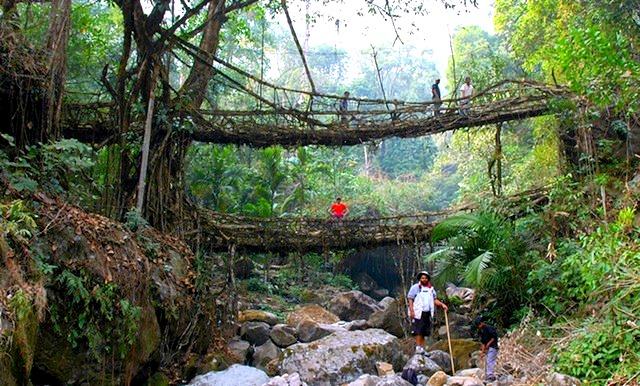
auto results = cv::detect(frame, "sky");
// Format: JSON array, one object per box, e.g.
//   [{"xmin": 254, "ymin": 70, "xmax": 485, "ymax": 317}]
[{"xmin": 269, "ymin": 0, "xmax": 495, "ymax": 97}]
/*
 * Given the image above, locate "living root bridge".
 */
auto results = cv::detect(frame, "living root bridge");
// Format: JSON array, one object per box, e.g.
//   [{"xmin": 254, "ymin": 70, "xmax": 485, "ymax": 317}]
[
  {"xmin": 192, "ymin": 188, "xmax": 549, "ymax": 253},
  {"xmin": 61, "ymin": 80, "xmax": 572, "ymax": 148},
  {"xmin": 195, "ymin": 209, "xmax": 447, "ymax": 253}
]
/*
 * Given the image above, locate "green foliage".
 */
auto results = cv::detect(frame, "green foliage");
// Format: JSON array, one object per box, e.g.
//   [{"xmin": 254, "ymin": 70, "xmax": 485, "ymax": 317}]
[
  {"xmin": 377, "ymin": 137, "xmax": 437, "ymax": 179},
  {"xmin": 495, "ymin": 0, "xmax": 640, "ymax": 115},
  {"xmin": 50, "ymin": 269, "xmax": 142, "ymax": 361},
  {"xmin": 0, "ymin": 200, "xmax": 37, "ymax": 243},
  {"xmin": 246, "ymin": 277, "xmax": 272, "ymax": 293},
  {"xmin": 124, "ymin": 209, "xmax": 149, "ymax": 232},
  {"xmin": 0, "ymin": 135, "xmax": 97, "ymax": 204},
  {"xmin": 426, "ymin": 211, "xmax": 534, "ymax": 325},
  {"xmin": 529, "ymin": 208, "xmax": 640, "ymax": 381},
  {"xmin": 447, "ymin": 25, "xmax": 521, "ymax": 93},
  {"xmin": 322, "ymin": 273, "xmax": 356, "ymax": 290}
]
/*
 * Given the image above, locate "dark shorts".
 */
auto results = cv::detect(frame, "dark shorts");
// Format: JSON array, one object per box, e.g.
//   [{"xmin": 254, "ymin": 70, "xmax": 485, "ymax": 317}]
[{"xmin": 411, "ymin": 312, "xmax": 432, "ymax": 337}]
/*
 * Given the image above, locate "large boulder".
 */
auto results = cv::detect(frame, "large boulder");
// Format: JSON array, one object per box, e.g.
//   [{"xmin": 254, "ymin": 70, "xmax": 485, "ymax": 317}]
[
  {"xmin": 427, "ymin": 371, "xmax": 450, "ymax": 386},
  {"xmin": 429, "ymin": 339, "xmax": 479, "ymax": 371},
  {"xmin": 253, "ymin": 340, "xmax": 281, "ymax": 374},
  {"xmin": 265, "ymin": 373, "xmax": 307, "ymax": 386},
  {"xmin": 546, "ymin": 373, "xmax": 581, "ymax": 386},
  {"xmin": 445, "ymin": 284, "xmax": 475, "ymax": 310},
  {"xmin": 295, "ymin": 319, "xmax": 339, "ymax": 343},
  {"xmin": 240, "ymin": 321, "xmax": 271, "ymax": 346},
  {"xmin": 355, "ymin": 272, "xmax": 380, "ymax": 295},
  {"xmin": 427, "ymin": 350, "xmax": 452, "ymax": 374},
  {"xmin": 454, "ymin": 369, "xmax": 483, "ymax": 379},
  {"xmin": 346, "ymin": 374, "xmax": 413, "ymax": 386},
  {"xmin": 22, "ymin": 202, "xmax": 217, "ymax": 385},
  {"xmin": 403, "ymin": 354, "xmax": 442, "ymax": 378},
  {"xmin": 286, "ymin": 305, "xmax": 339, "ymax": 327},
  {"xmin": 238, "ymin": 310, "xmax": 280, "ymax": 326},
  {"xmin": 270, "ymin": 324, "xmax": 297, "ymax": 347},
  {"xmin": 227, "ymin": 338, "xmax": 250, "ymax": 364},
  {"xmin": 328, "ymin": 291, "xmax": 381, "ymax": 321},
  {"xmin": 187, "ymin": 364, "xmax": 269, "ymax": 386},
  {"xmin": 367, "ymin": 297, "xmax": 404, "ymax": 337},
  {"xmin": 437, "ymin": 313, "xmax": 473, "ymax": 340},
  {"xmin": 445, "ymin": 376, "xmax": 483, "ymax": 386},
  {"xmin": 281, "ymin": 329, "xmax": 404, "ymax": 385}
]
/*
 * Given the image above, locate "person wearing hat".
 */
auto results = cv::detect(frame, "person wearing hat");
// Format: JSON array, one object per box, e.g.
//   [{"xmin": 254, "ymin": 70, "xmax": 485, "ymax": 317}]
[
  {"xmin": 473, "ymin": 316, "xmax": 499, "ymax": 382},
  {"xmin": 406, "ymin": 271, "xmax": 448, "ymax": 354}
]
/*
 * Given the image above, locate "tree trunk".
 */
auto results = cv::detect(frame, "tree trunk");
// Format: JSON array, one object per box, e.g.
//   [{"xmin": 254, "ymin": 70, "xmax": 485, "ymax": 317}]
[
  {"xmin": 143, "ymin": 0, "xmax": 226, "ymax": 231},
  {"xmin": 44, "ymin": 0, "xmax": 71, "ymax": 140}
]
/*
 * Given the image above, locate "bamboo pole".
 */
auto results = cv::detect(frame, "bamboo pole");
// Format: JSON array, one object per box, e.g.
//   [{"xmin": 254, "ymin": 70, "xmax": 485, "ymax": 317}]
[
  {"xmin": 444, "ymin": 310, "xmax": 456, "ymax": 374},
  {"xmin": 136, "ymin": 93, "xmax": 155, "ymax": 212}
]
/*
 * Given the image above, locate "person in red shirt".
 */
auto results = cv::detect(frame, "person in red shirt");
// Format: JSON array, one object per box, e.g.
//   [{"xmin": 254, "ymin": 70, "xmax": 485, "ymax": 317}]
[{"xmin": 329, "ymin": 197, "xmax": 349, "ymax": 220}]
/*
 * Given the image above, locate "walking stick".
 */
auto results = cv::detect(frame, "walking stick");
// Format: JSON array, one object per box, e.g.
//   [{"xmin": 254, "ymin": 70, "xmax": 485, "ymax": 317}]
[{"xmin": 444, "ymin": 309, "xmax": 456, "ymax": 374}]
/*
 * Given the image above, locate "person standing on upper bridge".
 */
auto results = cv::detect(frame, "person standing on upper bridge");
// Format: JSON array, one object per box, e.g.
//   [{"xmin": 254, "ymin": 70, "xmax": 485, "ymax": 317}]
[
  {"xmin": 460, "ymin": 76, "xmax": 474, "ymax": 116},
  {"xmin": 407, "ymin": 271, "xmax": 448, "ymax": 355},
  {"xmin": 339, "ymin": 91, "xmax": 350, "ymax": 125},
  {"xmin": 329, "ymin": 197, "xmax": 349, "ymax": 221},
  {"xmin": 431, "ymin": 78, "xmax": 442, "ymax": 116}
]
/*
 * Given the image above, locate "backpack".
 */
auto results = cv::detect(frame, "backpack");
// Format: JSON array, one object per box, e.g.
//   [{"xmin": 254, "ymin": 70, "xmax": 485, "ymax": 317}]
[{"xmin": 401, "ymin": 368, "xmax": 418, "ymax": 385}]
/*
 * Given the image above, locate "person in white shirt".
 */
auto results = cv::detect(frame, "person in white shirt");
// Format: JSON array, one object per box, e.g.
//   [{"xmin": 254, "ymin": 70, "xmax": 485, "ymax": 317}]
[
  {"xmin": 406, "ymin": 271, "xmax": 448, "ymax": 354},
  {"xmin": 460, "ymin": 76, "xmax": 474, "ymax": 116}
]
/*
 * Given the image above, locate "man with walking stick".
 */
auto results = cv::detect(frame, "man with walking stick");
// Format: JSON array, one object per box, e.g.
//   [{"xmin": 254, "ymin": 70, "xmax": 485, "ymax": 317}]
[{"xmin": 407, "ymin": 271, "xmax": 448, "ymax": 354}]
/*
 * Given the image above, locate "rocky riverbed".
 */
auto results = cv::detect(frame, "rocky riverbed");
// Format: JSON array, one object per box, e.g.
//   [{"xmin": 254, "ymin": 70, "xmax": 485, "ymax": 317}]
[{"xmin": 182, "ymin": 288, "xmax": 582, "ymax": 386}]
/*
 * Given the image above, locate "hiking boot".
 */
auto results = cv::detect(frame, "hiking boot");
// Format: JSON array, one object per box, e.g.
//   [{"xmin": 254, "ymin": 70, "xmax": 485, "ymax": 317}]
[{"xmin": 415, "ymin": 346, "xmax": 425, "ymax": 355}]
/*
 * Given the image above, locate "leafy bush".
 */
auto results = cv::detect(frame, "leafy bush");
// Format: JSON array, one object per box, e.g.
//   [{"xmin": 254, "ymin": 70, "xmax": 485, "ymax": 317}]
[
  {"xmin": 246, "ymin": 277, "xmax": 271, "ymax": 293},
  {"xmin": 50, "ymin": 269, "xmax": 142, "ymax": 360},
  {"xmin": 0, "ymin": 135, "xmax": 96, "ymax": 204},
  {"xmin": 323, "ymin": 273, "xmax": 356, "ymax": 290},
  {"xmin": 425, "ymin": 211, "xmax": 535, "ymax": 325},
  {"xmin": 0, "ymin": 199, "xmax": 37, "ymax": 243},
  {"xmin": 530, "ymin": 208, "xmax": 640, "ymax": 381}
]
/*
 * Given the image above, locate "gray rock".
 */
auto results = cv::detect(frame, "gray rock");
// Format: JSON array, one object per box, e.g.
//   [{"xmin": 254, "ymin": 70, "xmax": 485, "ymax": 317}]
[
  {"xmin": 345, "ymin": 319, "xmax": 369, "ymax": 331},
  {"xmin": 355, "ymin": 272, "xmax": 380, "ymax": 294},
  {"xmin": 328, "ymin": 290, "xmax": 381, "ymax": 321},
  {"xmin": 270, "ymin": 324, "xmax": 297, "ymax": 347},
  {"xmin": 253, "ymin": 340, "xmax": 281, "ymax": 373},
  {"xmin": 367, "ymin": 298, "xmax": 404, "ymax": 337},
  {"xmin": 445, "ymin": 284, "xmax": 475, "ymax": 309},
  {"xmin": 346, "ymin": 374, "xmax": 413, "ymax": 386},
  {"xmin": 546, "ymin": 373, "xmax": 582, "ymax": 386},
  {"xmin": 445, "ymin": 376, "xmax": 482, "ymax": 386},
  {"xmin": 187, "ymin": 364, "xmax": 269, "ymax": 386},
  {"xmin": 437, "ymin": 313, "xmax": 473, "ymax": 339},
  {"xmin": 238, "ymin": 310, "xmax": 280, "ymax": 326},
  {"xmin": 281, "ymin": 329, "xmax": 404, "ymax": 386},
  {"xmin": 454, "ymin": 369, "xmax": 482, "ymax": 379},
  {"xmin": 426, "ymin": 350, "xmax": 452, "ymax": 374},
  {"xmin": 403, "ymin": 354, "xmax": 442, "ymax": 378},
  {"xmin": 241, "ymin": 321, "xmax": 271, "ymax": 346},
  {"xmin": 265, "ymin": 372, "xmax": 307, "ymax": 386},
  {"xmin": 296, "ymin": 319, "xmax": 336, "ymax": 343},
  {"xmin": 227, "ymin": 338, "xmax": 251, "ymax": 363},
  {"xmin": 372, "ymin": 288, "xmax": 390, "ymax": 300}
]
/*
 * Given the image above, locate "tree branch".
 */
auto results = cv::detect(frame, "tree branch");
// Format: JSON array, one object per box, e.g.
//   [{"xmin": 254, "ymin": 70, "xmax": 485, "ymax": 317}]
[{"xmin": 281, "ymin": 0, "xmax": 316, "ymax": 93}]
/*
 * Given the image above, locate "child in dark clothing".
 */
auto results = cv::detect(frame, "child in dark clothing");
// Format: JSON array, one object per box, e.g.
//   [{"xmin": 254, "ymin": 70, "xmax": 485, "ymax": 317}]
[{"xmin": 473, "ymin": 316, "xmax": 499, "ymax": 382}]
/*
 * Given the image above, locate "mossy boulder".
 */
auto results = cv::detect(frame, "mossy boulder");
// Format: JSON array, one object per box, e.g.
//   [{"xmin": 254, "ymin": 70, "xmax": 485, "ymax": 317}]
[{"xmin": 428, "ymin": 339, "xmax": 479, "ymax": 371}]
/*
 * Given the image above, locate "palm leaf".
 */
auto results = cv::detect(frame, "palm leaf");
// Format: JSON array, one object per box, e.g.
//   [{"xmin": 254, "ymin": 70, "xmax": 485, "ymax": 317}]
[
  {"xmin": 464, "ymin": 251, "xmax": 494, "ymax": 286},
  {"xmin": 431, "ymin": 213, "xmax": 483, "ymax": 242}
]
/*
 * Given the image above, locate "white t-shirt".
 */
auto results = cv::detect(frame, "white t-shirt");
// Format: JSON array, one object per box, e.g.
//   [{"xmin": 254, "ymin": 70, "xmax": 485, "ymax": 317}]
[
  {"xmin": 461, "ymin": 83, "xmax": 474, "ymax": 99},
  {"xmin": 407, "ymin": 283, "xmax": 437, "ymax": 318}
]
